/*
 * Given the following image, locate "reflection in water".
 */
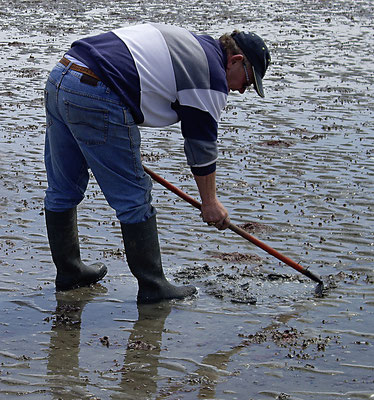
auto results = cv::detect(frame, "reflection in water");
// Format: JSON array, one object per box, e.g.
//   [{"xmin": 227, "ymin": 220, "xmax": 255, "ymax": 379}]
[
  {"xmin": 115, "ymin": 302, "xmax": 172, "ymax": 399},
  {"xmin": 46, "ymin": 286, "xmax": 107, "ymax": 400},
  {"xmin": 46, "ymin": 289, "xmax": 171, "ymax": 399},
  {"xmin": 195, "ymin": 348, "xmax": 240, "ymax": 399}
]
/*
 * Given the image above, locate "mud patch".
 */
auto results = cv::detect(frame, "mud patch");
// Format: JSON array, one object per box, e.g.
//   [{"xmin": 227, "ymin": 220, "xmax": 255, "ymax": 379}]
[
  {"xmin": 174, "ymin": 260, "xmax": 309, "ymax": 304},
  {"xmin": 211, "ymin": 251, "xmax": 262, "ymax": 263},
  {"xmin": 205, "ymin": 279, "xmax": 257, "ymax": 304},
  {"xmin": 127, "ymin": 340, "xmax": 157, "ymax": 351},
  {"xmin": 103, "ymin": 248, "xmax": 125, "ymax": 259},
  {"xmin": 141, "ymin": 151, "xmax": 165, "ymax": 162},
  {"xmin": 259, "ymin": 140, "xmax": 293, "ymax": 147},
  {"xmin": 238, "ymin": 221, "xmax": 274, "ymax": 234},
  {"xmin": 173, "ymin": 264, "xmax": 224, "ymax": 281},
  {"xmin": 239, "ymin": 326, "xmax": 339, "ymax": 361},
  {"xmin": 44, "ymin": 303, "xmax": 81, "ymax": 327}
]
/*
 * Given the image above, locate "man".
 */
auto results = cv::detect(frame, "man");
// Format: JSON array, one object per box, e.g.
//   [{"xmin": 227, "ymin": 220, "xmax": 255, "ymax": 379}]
[{"xmin": 43, "ymin": 23, "xmax": 270, "ymax": 303}]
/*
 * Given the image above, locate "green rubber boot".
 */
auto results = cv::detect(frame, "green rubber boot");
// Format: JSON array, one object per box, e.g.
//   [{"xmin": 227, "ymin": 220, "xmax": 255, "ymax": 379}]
[
  {"xmin": 121, "ymin": 215, "xmax": 197, "ymax": 304},
  {"xmin": 45, "ymin": 207, "xmax": 107, "ymax": 291}
]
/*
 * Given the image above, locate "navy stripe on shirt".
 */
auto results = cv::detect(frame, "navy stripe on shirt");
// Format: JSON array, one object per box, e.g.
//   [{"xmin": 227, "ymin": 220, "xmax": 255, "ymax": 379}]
[{"xmin": 67, "ymin": 32, "xmax": 144, "ymax": 124}]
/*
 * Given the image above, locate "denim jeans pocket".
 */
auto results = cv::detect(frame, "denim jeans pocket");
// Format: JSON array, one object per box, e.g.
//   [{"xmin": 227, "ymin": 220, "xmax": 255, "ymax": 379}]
[{"xmin": 65, "ymin": 100, "xmax": 108, "ymax": 145}]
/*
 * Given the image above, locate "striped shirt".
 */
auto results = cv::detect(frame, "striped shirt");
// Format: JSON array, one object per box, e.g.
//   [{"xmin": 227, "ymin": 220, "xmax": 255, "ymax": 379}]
[{"xmin": 67, "ymin": 23, "xmax": 228, "ymax": 175}]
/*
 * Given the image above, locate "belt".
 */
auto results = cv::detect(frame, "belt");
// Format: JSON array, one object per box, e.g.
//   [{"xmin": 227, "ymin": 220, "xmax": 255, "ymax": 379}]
[{"xmin": 59, "ymin": 57, "xmax": 101, "ymax": 83}]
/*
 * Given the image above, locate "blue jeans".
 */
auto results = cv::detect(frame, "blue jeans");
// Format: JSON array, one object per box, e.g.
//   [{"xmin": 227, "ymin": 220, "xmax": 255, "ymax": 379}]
[{"xmin": 44, "ymin": 62, "xmax": 155, "ymax": 224}]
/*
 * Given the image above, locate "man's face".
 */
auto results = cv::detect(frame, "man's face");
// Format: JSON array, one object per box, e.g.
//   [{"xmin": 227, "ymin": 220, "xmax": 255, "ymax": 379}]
[{"xmin": 226, "ymin": 54, "xmax": 254, "ymax": 94}]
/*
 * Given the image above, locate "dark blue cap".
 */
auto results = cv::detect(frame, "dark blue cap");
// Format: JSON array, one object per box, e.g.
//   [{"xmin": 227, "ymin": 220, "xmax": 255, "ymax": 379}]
[{"xmin": 232, "ymin": 31, "xmax": 271, "ymax": 97}]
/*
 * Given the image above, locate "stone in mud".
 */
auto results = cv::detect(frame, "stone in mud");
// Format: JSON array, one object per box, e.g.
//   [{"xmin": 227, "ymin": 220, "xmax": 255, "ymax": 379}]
[
  {"xmin": 100, "ymin": 336, "xmax": 110, "ymax": 347},
  {"xmin": 277, "ymin": 394, "xmax": 291, "ymax": 400}
]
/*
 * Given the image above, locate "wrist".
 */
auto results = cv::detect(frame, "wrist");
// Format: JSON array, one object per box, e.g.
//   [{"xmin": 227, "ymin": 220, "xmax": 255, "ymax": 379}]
[{"xmin": 201, "ymin": 197, "xmax": 218, "ymax": 207}]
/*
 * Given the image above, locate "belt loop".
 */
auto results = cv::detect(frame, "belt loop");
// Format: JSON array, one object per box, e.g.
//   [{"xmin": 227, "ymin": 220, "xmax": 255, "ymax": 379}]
[
  {"xmin": 61, "ymin": 59, "xmax": 73, "ymax": 78},
  {"xmin": 63, "ymin": 60, "xmax": 73, "ymax": 72},
  {"xmin": 57, "ymin": 60, "xmax": 73, "ymax": 91}
]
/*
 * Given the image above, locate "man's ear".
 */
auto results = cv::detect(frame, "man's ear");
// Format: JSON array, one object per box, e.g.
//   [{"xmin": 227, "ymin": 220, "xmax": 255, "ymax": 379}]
[{"xmin": 227, "ymin": 53, "xmax": 244, "ymax": 67}]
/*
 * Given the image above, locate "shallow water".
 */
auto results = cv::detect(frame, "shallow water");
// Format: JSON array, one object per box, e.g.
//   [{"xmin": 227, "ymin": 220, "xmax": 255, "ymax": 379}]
[{"xmin": 1, "ymin": 0, "xmax": 373, "ymax": 399}]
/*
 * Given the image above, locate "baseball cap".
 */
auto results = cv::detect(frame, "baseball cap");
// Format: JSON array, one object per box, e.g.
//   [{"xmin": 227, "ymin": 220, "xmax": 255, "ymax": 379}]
[{"xmin": 232, "ymin": 31, "xmax": 271, "ymax": 97}]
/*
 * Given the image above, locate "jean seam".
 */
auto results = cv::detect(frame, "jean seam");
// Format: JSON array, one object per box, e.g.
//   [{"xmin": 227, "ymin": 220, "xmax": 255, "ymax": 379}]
[
  {"xmin": 128, "ymin": 126, "xmax": 142, "ymax": 180},
  {"xmin": 44, "ymin": 90, "xmax": 53, "ymax": 128},
  {"xmin": 122, "ymin": 108, "xmax": 135, "ymax": 127},
  {"xmin": 75, "ymin": 160, "xmax": 89, "ymax": 195}
]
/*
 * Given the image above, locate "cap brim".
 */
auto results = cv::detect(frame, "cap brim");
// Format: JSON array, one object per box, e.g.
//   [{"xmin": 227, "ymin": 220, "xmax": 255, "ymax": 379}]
[{"xmin": 252, "ymin": 65, "xmax": 265, "ymax": 98}]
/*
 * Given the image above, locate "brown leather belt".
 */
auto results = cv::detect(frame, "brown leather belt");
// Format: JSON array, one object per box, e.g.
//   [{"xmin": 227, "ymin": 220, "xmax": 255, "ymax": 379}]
[{"xmin": 59, "ymin": 57, "xmax": 101, "ymax": 81}]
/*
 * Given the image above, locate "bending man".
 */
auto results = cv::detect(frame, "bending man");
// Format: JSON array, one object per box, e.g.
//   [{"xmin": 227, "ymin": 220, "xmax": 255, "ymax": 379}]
[{"xmin": 43, "ymin": 23, "xmax": 271, "ymax": 303}]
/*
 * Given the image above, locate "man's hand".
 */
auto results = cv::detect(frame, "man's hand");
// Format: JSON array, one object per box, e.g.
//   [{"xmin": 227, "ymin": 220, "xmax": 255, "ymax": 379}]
[
  {"xmin": 194, "ymin": 171, "xmax": 230, "ymax": 230},
  {"xmin": 201, "ymin": 198, "xmax": 230, "ymax": 230}
]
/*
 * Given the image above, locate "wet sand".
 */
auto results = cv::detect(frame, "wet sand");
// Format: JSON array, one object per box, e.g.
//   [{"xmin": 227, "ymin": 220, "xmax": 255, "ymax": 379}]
[{"xmin": 0, "ymin": 0, "xmax": 373, "ymax": 399}]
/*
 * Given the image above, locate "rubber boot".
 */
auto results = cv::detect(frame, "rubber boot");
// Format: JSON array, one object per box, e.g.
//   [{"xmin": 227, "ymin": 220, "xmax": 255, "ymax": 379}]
[
  {"xmin": 121, "ymin": 215, "xmax": 197, "ymax": 304},
  {"xmin": 45, "ymin": 207, "xmax": 107, "ymax": 291}
]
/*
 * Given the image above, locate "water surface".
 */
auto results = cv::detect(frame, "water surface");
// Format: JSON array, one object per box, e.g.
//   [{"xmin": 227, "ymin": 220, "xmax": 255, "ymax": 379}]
[{"xmin": 0, "ymin": 0, "xmax": 373, "ymax": 399}]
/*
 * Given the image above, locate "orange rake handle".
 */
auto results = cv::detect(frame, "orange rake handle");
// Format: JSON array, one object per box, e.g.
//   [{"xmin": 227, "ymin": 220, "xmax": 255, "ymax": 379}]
[{"xmin": 143, "ymin": 165, "xmax": 323, "ymax": 289}]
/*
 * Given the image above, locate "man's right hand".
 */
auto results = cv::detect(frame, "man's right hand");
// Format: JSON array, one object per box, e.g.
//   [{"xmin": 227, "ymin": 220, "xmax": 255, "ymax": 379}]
[
  {"xmin": 193, "ymin": 171, "xmax": 230, "ymax": 230},
  {"xmin": 201, "ymin": 198, "xmax": 230, "ymax": 230}
]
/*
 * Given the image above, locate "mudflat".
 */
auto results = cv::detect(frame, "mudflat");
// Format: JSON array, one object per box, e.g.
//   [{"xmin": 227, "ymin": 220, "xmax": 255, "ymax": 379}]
[{"xmin": 0, "ymin": 1, "xmax": 373, "ymax": 399}]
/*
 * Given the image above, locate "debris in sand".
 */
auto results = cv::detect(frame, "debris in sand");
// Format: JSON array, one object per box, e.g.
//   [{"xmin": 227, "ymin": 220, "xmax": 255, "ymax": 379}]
[
  {"xmin": 259, "ymin": 140, "xmax": 293, "ymax": 147},
  {"xmin": 100, "ymin": 336, "xmax": 110, "ymax": 347},
  {"xmin": 212, "ymin": 251, "xmax": 262, "ymax": 264},
  {"xmin": 238, "ymin": 221, "xmax": 274, "ymax": 234},
  {"xmin": 127, "ymin": 340, "xmax": 157, "ymax": 351}
]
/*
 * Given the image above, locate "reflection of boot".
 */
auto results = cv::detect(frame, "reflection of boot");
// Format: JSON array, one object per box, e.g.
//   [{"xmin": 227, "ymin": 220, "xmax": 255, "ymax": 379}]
[
  {"xmin": 121, "ymin": 215, "xmax": 197, "ymax": 303},
  {"xmin": 45, "ymin": 207, "xmax": 107, "ymax": 290},
  {"xmin": 131, "ymin": 302, "xmax": 172, "ymax": 342},
  {"xmin": 47, "ymin": 286, "xmax": 106, "ymax": 399},
  {"xmin": 120, "ymin": 302, "xmax": 172, "ymax": 396}
]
